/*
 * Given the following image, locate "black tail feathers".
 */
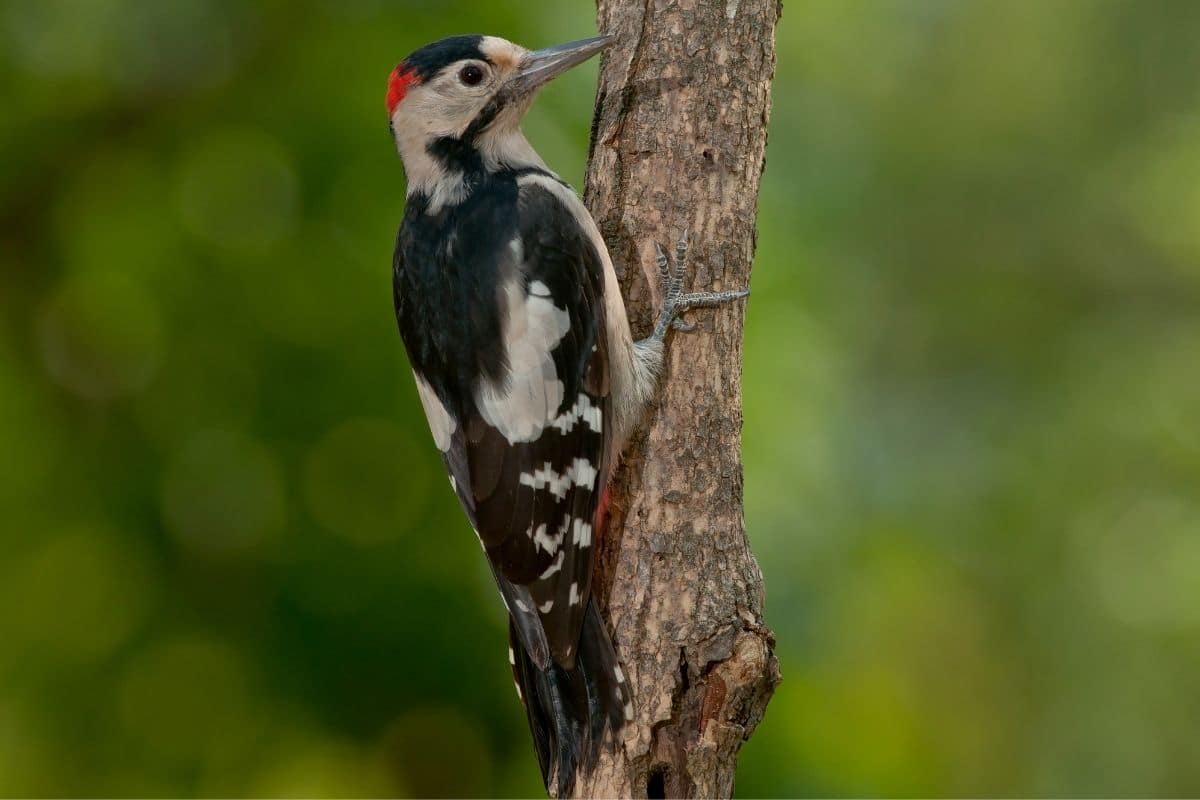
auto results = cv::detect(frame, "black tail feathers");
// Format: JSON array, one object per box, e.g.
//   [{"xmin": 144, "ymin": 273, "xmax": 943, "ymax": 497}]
[{"xmin": 509, "ymin": 599, "xmax": 632, "ymax": 798}]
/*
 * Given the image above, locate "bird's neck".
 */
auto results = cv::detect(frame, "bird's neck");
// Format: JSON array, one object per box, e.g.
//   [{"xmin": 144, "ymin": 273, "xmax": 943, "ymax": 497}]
[
  {"xmin": 401, "ymin": 127, "xmax": 547, "ymax": 214},
  {"xmin": 477, "ymin": 127, "xmax": 547, "ymax": 174}
]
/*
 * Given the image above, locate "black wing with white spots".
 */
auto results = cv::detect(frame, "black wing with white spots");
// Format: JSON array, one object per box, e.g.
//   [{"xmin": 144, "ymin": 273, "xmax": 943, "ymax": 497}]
[{"xmin": 394, "ymin": 169, "xmax": 611, "ymax": 670}]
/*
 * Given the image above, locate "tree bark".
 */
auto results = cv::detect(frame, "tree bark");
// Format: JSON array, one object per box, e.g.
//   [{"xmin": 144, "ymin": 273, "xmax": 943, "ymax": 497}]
[{"xmin": 579, "ymin": 1, "xmax": 782, "ymax": 797}]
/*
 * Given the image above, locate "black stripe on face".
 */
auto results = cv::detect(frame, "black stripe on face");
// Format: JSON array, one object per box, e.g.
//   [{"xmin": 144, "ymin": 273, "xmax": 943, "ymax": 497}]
[
  {"xmin": 426, "ymin": 87, "xmax": 509, "ymax": 172},
  {"xmin": 402, "ymin": 34, "xmax": 488, "ymax": 81},
  {"xmin": 462, "ymin": 93, "xmax": 507, "ymax": 140}
]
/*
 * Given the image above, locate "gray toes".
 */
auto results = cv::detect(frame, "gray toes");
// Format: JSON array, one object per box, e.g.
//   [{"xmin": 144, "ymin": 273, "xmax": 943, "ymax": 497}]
[
  {"xmin": 671, "ymin": 317, "xmax": 696, "ymax": 333},
  {"xmin": 675, "ymin": 228, "xmax": 689, "ymax": 270},
  {"xmin": 677, "ymin": 289, "xmax": 750, "ymax": 309},
  {"xmin": 647, "ymin": 230, "xmax": 748, "ymax": 342},
  {"xmin": 654, "ymin": 242, "xmax": 670, "ymax": 286}
]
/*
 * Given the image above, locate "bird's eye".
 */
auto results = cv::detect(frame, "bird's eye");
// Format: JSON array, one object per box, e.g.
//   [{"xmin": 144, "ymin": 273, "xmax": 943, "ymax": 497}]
[{"xmin": 459, "ymin": 64, "xmax": 485, "ymax": 86}]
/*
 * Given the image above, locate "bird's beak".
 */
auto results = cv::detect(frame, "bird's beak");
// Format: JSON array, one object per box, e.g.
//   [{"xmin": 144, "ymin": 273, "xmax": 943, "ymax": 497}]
[{"xmin": 508, "ymin": 35, "xmax": 615, "ymax": 97}]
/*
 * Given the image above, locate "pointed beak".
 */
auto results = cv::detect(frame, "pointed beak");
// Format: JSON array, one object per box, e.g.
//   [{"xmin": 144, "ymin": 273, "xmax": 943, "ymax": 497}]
[{"xmin": 508, "ymin": 35, "xmax": 615, "ymax": 97}]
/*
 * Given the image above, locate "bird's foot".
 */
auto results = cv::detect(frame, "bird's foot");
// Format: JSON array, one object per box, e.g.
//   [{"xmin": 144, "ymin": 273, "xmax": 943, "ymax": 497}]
[{"xmin": 650, "ymin": 229, "xmax": 749, "ymax": 342}]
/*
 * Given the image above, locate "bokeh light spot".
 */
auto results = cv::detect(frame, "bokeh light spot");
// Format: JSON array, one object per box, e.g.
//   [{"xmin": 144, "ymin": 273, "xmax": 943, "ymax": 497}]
[
  {"xmin": 0, "ymin": 525, "xmax": 153, "ymax": 668},
  {"xmin": 1112, "ymin": 115, "xmax": 1200, "ymax": 272},
  {"xmin": 36, "ymin": 271, "xmax": 163, "ymax": 400},
  {"xmin": 135, "ymin": 341, "xmax": 260, "ymax": 450},
  {"xmin": 382, "ymin": 706, "xmax": 492, "ymax": 798},
  {"xmin": 248, "ymin": 730, "xmax": 397, "ymax": 798},
  {"xmin": 162, "ymin": 429, "xmax": 285, "ymax": 557},
  {"xmin": 175, "ymin": 127, "xmax": 299, "ymax": 256},
  {"xmin": 1076, "ymin": 492, "xmax": 1200, "ymax": 631},
  {"xmin": 113, "ymin": 635, "xmax": 263, "ymax": 765},
  {"xmin": 54, "ymin": 147, "xmax": 180, "ymax": 283},
  {"xmin": 304, "ymin": 418, "xmax": 429, "ymax": 546}
]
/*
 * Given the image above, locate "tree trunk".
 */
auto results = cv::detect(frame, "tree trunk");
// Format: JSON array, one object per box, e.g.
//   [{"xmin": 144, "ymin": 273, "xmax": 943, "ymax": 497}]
[{"xmin": 579, "ymin": 1, "xmax": 782, "ymax": 797}]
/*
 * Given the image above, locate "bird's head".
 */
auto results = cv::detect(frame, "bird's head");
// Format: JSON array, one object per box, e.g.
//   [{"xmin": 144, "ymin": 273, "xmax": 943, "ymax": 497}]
[{"xmin": 387, "ymin": 34, "xmax": 612, "ymax": 193}]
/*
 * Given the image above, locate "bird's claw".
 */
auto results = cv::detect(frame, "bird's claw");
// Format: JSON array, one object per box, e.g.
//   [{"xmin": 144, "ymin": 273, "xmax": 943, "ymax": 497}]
[{"xmin": 651, "ymin": 228, "xmax": 748, "ymax": 341}]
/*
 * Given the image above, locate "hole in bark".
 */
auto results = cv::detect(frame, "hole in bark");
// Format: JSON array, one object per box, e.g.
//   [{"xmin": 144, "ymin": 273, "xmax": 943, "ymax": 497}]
[
  {"xmin": 702, "ymin": 149, "xmax": 714, "ymax": 161},
  {"xmin": 647, "ymin": 767, "xmax": 667, "ymax": 799},
  {"xmin": 678, "ymin": 650, "xmax": 690, "ymax": 693}
]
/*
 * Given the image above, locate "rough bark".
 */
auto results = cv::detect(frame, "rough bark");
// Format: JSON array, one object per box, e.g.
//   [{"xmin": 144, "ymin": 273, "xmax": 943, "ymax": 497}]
[{"xmin": 579, "ymin": 1, "xmax": 782, "ymax": 797}]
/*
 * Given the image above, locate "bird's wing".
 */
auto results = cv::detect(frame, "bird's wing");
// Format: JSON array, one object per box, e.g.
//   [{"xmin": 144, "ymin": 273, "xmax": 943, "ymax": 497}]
[{"xmin": 399, "ymin": 173, "xmax": 612, "ymax": 670}]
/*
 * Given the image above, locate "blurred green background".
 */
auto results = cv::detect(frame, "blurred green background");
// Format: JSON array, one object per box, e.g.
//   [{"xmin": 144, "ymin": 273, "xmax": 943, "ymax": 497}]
[{"xmin": 3, "ymin": 0, "xmax": 1200, "ymax": 796}]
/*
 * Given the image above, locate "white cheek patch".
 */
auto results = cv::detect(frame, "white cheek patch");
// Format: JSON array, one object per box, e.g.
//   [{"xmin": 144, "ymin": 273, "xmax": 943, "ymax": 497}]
[
  {"xmin": 413, "ymin": 371, "xmax": 456, "ymax": 451},
  {"xmin": 393, "ymin": 88, "xmax": 471, "ymax": 214},
  {"xmin": 475, "ymin": 277, "xmax": 570, "ymax": 443}
]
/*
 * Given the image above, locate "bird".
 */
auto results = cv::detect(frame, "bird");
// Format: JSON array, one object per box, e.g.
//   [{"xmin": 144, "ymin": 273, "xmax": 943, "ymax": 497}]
[{"xmin": 386, "ymin": 32, "xmax": 748, "ymax": 797}]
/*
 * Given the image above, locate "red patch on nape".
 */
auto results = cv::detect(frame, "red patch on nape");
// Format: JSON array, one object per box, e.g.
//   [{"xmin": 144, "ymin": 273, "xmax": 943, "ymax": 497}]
[{"xmin": 386, "ymin": 64, "xmax": 420, "ymax": 116}]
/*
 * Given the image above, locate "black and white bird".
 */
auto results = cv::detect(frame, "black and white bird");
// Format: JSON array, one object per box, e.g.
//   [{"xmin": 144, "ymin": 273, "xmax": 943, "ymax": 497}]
[{"xmin": 387, "ymin": 33, "xmax": 747, "ymax": 796}]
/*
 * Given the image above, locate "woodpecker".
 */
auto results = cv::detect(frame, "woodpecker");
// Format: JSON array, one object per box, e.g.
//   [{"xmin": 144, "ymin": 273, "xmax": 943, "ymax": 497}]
[{"xmin": 387, "ymin": 33, "xmax": 748, "ymax": 796}]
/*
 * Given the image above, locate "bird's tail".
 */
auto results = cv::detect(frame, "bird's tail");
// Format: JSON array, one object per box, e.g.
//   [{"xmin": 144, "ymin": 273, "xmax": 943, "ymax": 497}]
[{"xmin": 510, "ymin": 599, "xmax": 631, "ymax": 798}]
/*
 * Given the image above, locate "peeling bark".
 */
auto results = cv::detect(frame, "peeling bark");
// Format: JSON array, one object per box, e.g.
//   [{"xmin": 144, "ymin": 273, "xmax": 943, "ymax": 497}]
[{"xmin": 579, "ymin": 0, "xmax": 782, "ymax": 797}]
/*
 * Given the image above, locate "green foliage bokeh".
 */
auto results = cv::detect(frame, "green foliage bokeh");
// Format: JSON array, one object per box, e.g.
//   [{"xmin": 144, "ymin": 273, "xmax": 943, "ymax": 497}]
[{"xmin": 3, "ymin": 0, "xmax": 1200, "ymax": 796}]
